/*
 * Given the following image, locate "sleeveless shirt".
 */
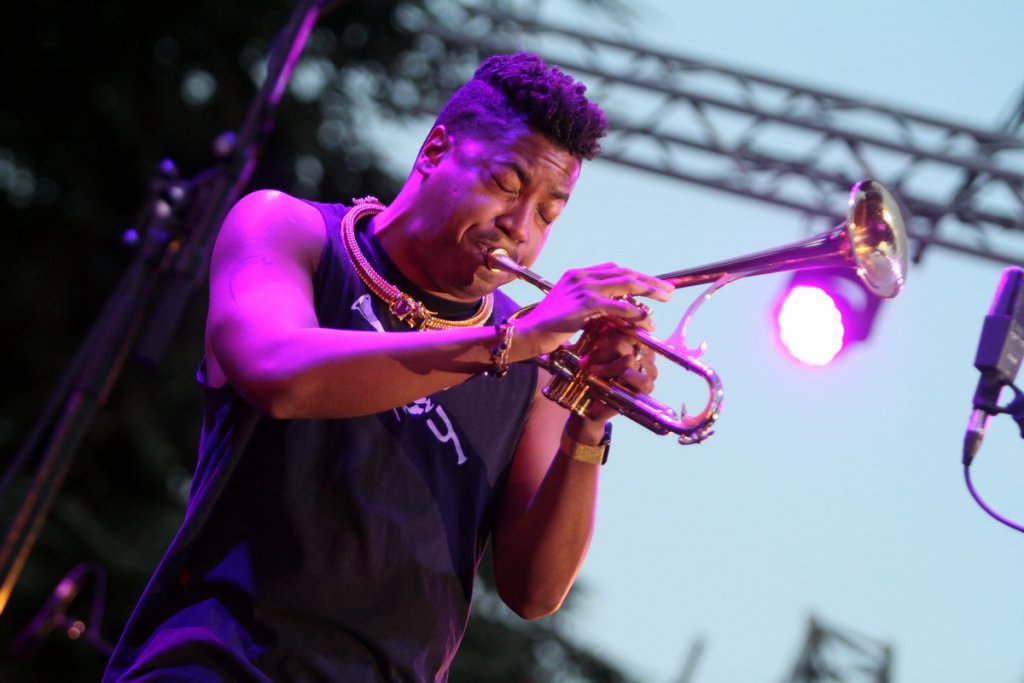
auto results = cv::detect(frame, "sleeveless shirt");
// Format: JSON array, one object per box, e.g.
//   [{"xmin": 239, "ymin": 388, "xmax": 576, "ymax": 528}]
[{"xmin": 103, "ymin": 201, "xmax": 538, "ymax": 683}]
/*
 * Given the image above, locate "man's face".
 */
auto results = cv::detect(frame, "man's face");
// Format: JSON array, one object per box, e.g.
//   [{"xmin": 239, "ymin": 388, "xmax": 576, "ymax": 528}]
[{"xmin": 402, "ymin": 123, "xmax": 582, "ymax": 301}]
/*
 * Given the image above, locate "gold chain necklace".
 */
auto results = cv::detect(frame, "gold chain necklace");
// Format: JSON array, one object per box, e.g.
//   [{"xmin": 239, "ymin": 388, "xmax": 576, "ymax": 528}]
[{"xmin": 339, "ymin": 196, "xmax": 494, "ymax": 331}]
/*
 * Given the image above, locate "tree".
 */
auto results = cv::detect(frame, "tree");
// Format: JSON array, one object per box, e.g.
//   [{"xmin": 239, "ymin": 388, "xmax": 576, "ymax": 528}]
[{"xmin": 0, "ymin": 1, "xmax": 635, "ymax": 680}]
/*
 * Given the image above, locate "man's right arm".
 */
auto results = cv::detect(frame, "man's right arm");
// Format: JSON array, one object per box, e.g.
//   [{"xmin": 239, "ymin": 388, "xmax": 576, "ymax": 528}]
[
  {"xmin": 204, "ymin": 190, "xmax": 502, "ymax": 418},
  {"xmin": 205, "ymin": 190, "xmax": 672, "ymax": 420}
]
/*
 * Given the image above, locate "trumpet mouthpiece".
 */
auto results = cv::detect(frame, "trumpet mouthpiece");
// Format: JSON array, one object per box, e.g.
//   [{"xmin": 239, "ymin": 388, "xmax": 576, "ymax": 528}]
[
  {"xmin": 485, "ymin": 249, "xmax": 555, "ymax": 293},
  {"xmin": 486, "ymin": 248, "xmax": 512, "ymax": 272}
]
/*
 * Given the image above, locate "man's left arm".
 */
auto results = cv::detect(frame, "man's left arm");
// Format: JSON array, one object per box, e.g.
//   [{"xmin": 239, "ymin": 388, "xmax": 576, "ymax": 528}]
[{"xmin": 491, "ymin": 331, "xmax": 655, "ymax": 620}]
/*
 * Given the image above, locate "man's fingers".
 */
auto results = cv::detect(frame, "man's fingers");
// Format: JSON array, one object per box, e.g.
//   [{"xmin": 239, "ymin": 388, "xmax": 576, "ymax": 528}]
[
  {"xmin": 590, "ymin": 271, "xmax": 673, "ymax": 303},
  {"xmin": 564, "ymin": 265, "xmax": 673, "ymax": 303}
]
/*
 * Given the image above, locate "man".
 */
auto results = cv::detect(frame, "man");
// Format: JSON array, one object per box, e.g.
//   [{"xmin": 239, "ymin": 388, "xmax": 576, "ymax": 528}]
[{"xmin": 104, "ymin": 51, "xmax": 672, "ymax": 682}]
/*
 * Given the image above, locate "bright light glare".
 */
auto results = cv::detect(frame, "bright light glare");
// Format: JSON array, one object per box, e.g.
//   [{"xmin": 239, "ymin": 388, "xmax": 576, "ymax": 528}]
[{"xmin": 777, "ymin": 286, "xmax": 845, "ymax": 366}]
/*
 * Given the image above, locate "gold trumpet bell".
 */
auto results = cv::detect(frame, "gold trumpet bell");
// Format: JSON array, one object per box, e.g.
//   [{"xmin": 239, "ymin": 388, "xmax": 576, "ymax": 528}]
[
  {"xmin": 657, "ymin": 179, "xmax": 908, "ymax": 299},
  {"xmin": 846, "ymin": 179, "xmax": 908, "ymax": 299}
]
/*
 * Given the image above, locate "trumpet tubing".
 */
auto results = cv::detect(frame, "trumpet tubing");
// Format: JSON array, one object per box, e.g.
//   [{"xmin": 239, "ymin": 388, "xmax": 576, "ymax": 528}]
[
  {"xmin": 656, "ymin": 179, "xmax": 907, "ymax": 297},
  {"xmin": 487, "ymin": 179, "xmax": 908, "ymax": 445}
]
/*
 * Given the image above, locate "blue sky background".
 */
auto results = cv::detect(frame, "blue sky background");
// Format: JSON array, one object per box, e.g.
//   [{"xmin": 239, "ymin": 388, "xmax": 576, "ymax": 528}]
[{"xmin": 369, "ymin": 1, "xmax": 1024, "ymax": 680}]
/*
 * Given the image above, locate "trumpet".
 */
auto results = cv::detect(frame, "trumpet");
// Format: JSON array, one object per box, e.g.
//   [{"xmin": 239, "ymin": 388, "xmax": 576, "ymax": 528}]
[{"xmin": 487, "ymin": 179, "xmax": 908, "ymax": 445}]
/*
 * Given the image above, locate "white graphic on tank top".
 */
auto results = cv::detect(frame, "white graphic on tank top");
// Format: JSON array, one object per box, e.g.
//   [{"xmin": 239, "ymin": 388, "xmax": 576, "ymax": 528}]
[
  {"xmin": 352, "ymin": 294, "xmax": 386, "ymax": 332},
  {"xmin": 352, "ymin": 295, "xmax": 467, "ymax": 466},
  {"xmin": 397, "ymin": 398, "xmax": 467, "ymax": 466}
]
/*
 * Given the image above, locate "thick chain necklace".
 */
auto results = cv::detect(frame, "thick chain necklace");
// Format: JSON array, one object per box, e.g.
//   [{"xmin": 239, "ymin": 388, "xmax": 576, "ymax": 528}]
[{"xmin": 340, "ymin": 196, "xmax": 494, "ymax": 331}]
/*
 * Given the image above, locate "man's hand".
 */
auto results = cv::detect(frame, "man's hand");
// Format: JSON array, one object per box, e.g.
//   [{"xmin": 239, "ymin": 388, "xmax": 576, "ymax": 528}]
[
  {"xmin": 575, "ymin": 318, "xmax": 659, "ymax": 425},
  {"xmin": 511, "ymin": 262, "xmax": 673, "ymax": 362}
]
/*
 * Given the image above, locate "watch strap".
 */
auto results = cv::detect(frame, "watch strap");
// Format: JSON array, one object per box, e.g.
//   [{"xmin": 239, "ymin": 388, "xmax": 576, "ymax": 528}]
[{"xmin": 560, "ymin": 422, "xmax": 612, "ymax": 465}]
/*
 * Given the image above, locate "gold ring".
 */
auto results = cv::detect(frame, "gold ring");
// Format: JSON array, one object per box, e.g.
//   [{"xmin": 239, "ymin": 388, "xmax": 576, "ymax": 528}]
[{"xmin": 633, "ymin": 344, "xmax": 644, "ymax": 366}]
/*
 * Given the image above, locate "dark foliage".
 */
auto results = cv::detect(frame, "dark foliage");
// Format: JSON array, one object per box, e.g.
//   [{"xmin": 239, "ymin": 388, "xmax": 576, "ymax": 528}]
[
  {"xmin": 452, "ymin": 555, "xmax": 637, "ymax": 683},
  {"xmin": 0, "ymin": 0, "xmax": 637, "ymax": 681}
]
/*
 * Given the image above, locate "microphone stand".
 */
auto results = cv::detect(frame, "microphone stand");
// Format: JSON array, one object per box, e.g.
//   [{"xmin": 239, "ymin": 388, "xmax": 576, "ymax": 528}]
[
  {"xmin": 0, "ymin": 0, "xmax": 338, "ymax": 616},
  {"xmin": 8, "ymin": 562, "xmax": 113, "ymax": 661}
]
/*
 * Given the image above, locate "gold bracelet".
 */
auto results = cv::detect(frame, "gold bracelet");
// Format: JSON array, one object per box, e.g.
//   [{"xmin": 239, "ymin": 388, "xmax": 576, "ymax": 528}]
[
  {"xmin": 559, "ymin": 423, "xmax": 612, "ymax": 465},
  {"xmin": 486, "ymin": 318, "xmax": 516, "ymax": 378}
]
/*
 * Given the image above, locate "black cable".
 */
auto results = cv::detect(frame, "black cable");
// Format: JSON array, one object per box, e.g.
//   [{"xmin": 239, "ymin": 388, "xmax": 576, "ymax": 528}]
[
  {"xmin": 963, "ymin": 380, "xmax": 1024, "ymax": 534},
  {"xmin": 958, "ymin": 378, "xmax": 1024, "ymax": 532},
  {"xmin": 963, "ymin": 464, "xmax": 1024, "ymax": 535}
]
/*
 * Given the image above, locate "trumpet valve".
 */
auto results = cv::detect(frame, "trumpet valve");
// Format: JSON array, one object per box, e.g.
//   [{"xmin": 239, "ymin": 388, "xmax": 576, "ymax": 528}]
[{"xmin": 542, "ymin": 348, "xmax": 595, "ymax": 417}]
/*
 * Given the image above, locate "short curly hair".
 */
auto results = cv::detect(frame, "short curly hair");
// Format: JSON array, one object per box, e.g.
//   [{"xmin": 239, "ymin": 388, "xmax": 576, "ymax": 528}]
[{"xmin": 434, "ymin": 52, "xmax": 608, "ymax": 160}]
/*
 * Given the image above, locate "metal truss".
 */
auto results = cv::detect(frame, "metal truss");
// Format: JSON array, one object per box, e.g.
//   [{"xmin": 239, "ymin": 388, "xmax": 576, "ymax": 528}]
[
  {"xmin": 783, "ymin": 617, "xmax": 893, "ymax": 683},
  {"xmin": 419, "ymin": 4, "xmax": 1024, "ymax": 265}
]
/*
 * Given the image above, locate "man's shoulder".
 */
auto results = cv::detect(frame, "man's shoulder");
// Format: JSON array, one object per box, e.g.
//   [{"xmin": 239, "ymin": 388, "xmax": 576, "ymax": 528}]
[
  {"xmin": 296, "ymin": 197, "xmax": 353, "ymax": 227},
  {"xmin": 213, "ymin": 190, "xmax": 333, "ymax": 274},
  {"xmin": 232, "ymin": 189, "xmax": 328, "ymax": 220},
  {"xmin": 225, "ymin": 190, "xmax": 331, "ymax": 240}
]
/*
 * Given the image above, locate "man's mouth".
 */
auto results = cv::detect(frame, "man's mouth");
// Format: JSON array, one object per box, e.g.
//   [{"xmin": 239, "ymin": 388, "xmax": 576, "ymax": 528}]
[{"xmin": 479, "ymin": 243, "xmax": 519, "ymax": 268}]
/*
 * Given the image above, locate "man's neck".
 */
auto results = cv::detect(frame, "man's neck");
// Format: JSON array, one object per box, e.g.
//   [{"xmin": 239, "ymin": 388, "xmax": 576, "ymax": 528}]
[
  {"xmin": 361, "ymin": 195, "xmax": 487, "ymax": 315},
  {"xmin": 367, "ymin": 193, "xmax": 478, "ymax": 305}
]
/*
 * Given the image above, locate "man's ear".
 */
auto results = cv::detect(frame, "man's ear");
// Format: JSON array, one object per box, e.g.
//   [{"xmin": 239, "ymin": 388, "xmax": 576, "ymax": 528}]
[{"xmin": 415, "ymin": 125, "xmax": 453, "ymax": 175}]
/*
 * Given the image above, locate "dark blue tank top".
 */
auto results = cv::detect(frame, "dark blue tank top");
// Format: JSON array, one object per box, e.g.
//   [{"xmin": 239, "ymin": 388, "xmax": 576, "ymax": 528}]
[{"xmin": 103, "ymin": 201, "xmax": 538, "ymax": 682}]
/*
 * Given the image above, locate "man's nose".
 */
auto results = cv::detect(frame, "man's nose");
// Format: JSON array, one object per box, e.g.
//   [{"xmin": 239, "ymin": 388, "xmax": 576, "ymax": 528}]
[{"xmin": 495, "ymin": 205, "xmax": 530, "ymax": 244}]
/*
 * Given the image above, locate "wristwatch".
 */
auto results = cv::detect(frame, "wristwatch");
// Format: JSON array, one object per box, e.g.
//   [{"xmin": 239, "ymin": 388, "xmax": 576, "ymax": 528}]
[{"xmin": 560, "ymin": 423, "xmax": 613, "ymax": 465}]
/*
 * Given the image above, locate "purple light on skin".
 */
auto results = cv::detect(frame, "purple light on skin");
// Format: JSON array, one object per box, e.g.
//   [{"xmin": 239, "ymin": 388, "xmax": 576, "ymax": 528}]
[{"xmin": 776, "ymin": 285, "xmax": 846, "ymax": 366}]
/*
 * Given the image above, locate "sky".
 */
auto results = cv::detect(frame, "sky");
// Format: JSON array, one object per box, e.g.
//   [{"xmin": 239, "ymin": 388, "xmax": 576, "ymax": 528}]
[{"xmin": 363, "ymin": 1, "xmax": 1024, "ymax": 681}]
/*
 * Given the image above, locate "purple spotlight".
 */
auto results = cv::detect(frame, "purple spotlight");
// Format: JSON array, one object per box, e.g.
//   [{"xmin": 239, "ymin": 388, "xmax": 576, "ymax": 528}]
[{"xmin": 776, "ymin": 285, "xmax": 845, "ymax": 366}]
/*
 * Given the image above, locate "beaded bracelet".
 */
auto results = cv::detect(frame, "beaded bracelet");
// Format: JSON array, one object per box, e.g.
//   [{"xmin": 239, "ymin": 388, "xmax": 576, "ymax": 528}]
[{"xmin": 486, "ymin": 318, "xmax": 516, "ymax": 378}]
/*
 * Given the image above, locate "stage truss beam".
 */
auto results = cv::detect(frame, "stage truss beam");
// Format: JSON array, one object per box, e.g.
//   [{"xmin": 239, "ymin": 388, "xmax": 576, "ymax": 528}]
[{"xmin": 415, "ymin": 4, "xmax": 1024, "ymax": 266}]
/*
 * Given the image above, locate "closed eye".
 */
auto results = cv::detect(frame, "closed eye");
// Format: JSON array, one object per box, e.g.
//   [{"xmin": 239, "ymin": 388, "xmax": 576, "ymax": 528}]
[
  {"xmin": 494, "ymin": 176, "xmax": 519, "ymax": 196},
  {"xmin": 539, "ymin": 200, "xmax": 565, "ymax": 225}
]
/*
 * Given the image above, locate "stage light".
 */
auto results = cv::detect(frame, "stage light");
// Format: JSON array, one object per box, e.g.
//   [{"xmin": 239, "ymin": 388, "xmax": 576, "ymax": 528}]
[
  {"xmin": 777, "ymin": 285, "xmax": 845, "ymax": 365},
  {"xmin": 774, "ymin": 268, "xmax": 882, "ymax": 366}
]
